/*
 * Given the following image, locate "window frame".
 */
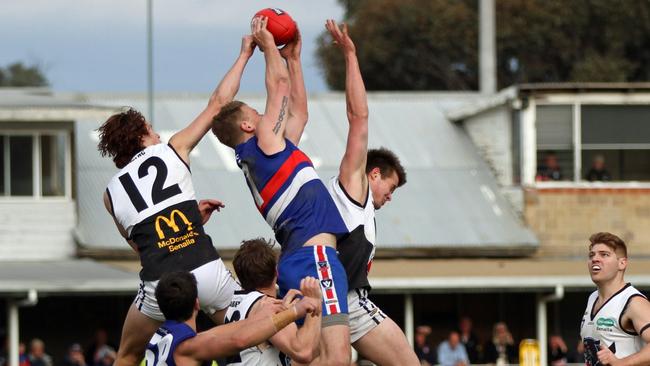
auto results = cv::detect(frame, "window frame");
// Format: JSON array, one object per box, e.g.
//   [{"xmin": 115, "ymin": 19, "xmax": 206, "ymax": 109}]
[
  {"xmin": 0, "ymin": 129, "xmax": 72, "ymax": 200},
  {"xmin": 523, "ymin": 92, "xmax": 650, "ymax": 188}
]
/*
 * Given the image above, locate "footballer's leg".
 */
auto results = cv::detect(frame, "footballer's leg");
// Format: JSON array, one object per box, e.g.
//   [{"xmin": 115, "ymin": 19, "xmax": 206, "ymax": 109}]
[{"xmin": 114, "ymin": 304, "xmax": 161, "ymax": 366}]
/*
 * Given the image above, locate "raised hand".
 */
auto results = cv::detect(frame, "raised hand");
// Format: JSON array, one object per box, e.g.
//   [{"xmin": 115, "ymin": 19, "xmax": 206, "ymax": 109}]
[
  {"xmin": 251, "ymin": 16, "xmax": 275, "ymax": 51},
  {"xmin": 279, "ymin": 26, "xmax": 302, "ymax": 61},
  {"xmin": 325, "ymin": 19, "xmax": 355, "ymax": 54},
  {"xmin": 240, "ymin": 34, "xmax": 256, "ymax": 59},
  {"xmin": 299, "ymin": 276, "xmax": 322, "ymax": 316},
  {"xmin": 198, "ymin": 199, "xmax": 225, "ymax": 225},
  {"xmin": 282, "ymin": 288, "xmax": 303, "ymax": 308}
]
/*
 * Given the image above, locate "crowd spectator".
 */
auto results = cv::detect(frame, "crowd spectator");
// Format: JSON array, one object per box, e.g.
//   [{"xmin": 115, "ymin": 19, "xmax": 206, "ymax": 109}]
[
  {"xmin": 415, "ymin": 325, "xmax": 436, "ymax": 366},
  {"xmin": 28, "ymin": 339, "xmax": 52, "ymax": 366},
  {"xmin": 548, "ymin": 335, "xmax": 569, "ymax": 366},
  {"xmin": 484, "ymin": 322, "xmax": 517, "ymax": 365},
  {"xmin": 458, "ymin": 316, "xmax": 480, "ymax": 363},
  {"xmin": 94, "ymin": 347, "xmax": 115, "ymax": 366},
  {"xmin": 536, "ymin": 152, "xmax": 563, "ymax": 181},
  {"xmin": 438, "ymin": 331, "xmax": 470, "ymax": 366},
  {"xmin": 59, "ymin": 344, "xmax": 86, "ymax": 366},
  {"xmin": 585, "ymin": 154, "xmax": 611, "ymax": 181},
  {"xmin": 84, "ymin": 330, "xmax": 113, "ymax": 366}
]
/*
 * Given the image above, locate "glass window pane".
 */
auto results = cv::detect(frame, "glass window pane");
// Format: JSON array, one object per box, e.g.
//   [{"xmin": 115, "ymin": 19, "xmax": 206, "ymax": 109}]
[
  {"xmin": 41, "ymin": 134, "xmax": 66, "ymax": 196},
  {"xmin": 582, "ymin": 150, "xmax": 650, "ymax": 181},
  {"xmin": 536, "ymin": 105, "xmax": 573, "ymax": 149},
  {"xmin": 0, "ymin": 136, "xmax": 5, "ymax": 196},
  {"xmin": 9, "ymin": 136, "xmax": 33, "ymax": 196},
  {"xmin": 536, "ymin": 149, "xmax": 573, "ymax": 181},
  {"xmin": 582, "ymin": 105, "xmax": 650, "ymax": 145}
]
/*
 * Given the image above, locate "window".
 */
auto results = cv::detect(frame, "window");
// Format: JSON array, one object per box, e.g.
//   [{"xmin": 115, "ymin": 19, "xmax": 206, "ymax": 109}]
[
  {"xmin": 535, "ymin": 105, "xmax": 574, "ymax": 181},
  {"xmin": 0, "ymin": 132, "xmax": 70, "ymax": 198},
  {"xmin": 533, "ymin": 103, "xmax": 650, "ymax": 183}
]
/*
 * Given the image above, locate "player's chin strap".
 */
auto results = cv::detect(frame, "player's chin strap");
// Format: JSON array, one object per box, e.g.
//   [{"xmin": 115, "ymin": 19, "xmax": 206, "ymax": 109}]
[{"xmin": 639, "ymin": 323, "xmax": 650, "ymax": 336}]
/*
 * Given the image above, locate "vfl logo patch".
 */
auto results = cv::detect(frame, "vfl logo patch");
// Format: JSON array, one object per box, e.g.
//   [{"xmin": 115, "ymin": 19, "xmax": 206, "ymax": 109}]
[
  {"xmin": 317, "ymin": 261, "xmax": 329, "ymax": 269},
  {"xmin": 321, "ymin": 279, "xmax": 333, "ymax": 289}
]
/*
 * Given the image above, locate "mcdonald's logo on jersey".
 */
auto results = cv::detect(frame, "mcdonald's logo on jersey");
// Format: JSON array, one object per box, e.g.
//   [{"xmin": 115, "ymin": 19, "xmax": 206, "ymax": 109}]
[{"xmin": 155, "ymin": 209, "xmax": 193, "ymax": 239}]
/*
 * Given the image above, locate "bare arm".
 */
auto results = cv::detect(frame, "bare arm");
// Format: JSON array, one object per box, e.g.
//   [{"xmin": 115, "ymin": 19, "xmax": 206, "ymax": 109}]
[
  {"xmin": 269, "ymin": 277, "xmax": 322, "ymax": 363},
  {"xmin": 178, "ymin": 294, "xmax": 318, "ymax": 361},
  {"xmin": 169, "ymin": 36, "xmax": 256, "ymax": 163},
  {"xmin": 598, "ymin": 296, "xmax": 650, "ymax": 366},
  {"xmin": 327, "ymin": 20, "xmax": 369, "ymax": 204},
  {"xmin": 279, "ymin": 28, "xmax": 308, "ymax": 145},
  {"xmin": 251, "ymin": 16, "xmax": 291, "ymax": 155},
  {"xmin": 103, "ymin": 191, "xmax": 138, "ymax": 252}
]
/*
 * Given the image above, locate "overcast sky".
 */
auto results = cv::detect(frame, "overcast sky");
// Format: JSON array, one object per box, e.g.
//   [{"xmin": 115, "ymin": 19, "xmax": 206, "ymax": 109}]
[{"xmin": 1, "ymin": 0, "xmax": 344, "ymax": 93}]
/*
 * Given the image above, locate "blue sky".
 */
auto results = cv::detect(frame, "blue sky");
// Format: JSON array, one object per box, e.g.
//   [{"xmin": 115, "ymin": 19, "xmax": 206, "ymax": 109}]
[{"xmin": 1, "ymin": 0, "xmax": 344, "ymax": 93}]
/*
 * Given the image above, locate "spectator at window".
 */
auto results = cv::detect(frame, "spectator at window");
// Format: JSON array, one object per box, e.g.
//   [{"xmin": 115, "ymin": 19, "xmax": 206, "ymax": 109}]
[
  {"xmin": 458, "ymin": 316, "xmax": 481, "ymax": 363},
  {"xmin": 438, "ymin": 331, "xmax": 470, "ymax": 366},
  {"xmin": 536, "ymin": 152, "xmax": 563, "ymax": 181},
  {"xmin": 415, "ymin": 325, "xmax": 436, "ymax": 366},
  {"xmin": 484, "ymin": 322, "xmax": 517, "ymax": 365},
  {"xmin": 28, "ymin": 339, "xmax": 52, "ymax": 366},
  {"xmin": 585, "ymin": 154, "xmax": 611, "ymax": 181}
]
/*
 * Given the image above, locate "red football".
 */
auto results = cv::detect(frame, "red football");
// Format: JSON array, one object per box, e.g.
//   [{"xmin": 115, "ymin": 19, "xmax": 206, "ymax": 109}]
[{"xmin": 254, "ymin": 8, "xmax": 297, "ymax": 46}]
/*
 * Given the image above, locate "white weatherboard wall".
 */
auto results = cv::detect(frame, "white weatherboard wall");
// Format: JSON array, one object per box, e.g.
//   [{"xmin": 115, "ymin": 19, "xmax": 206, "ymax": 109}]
[
  {"xmin": 0, "ymin": 201, "xmax": 76, "ymax": 260},
  {"xmin": 462, "ymin": 105, "xmax": 513, "ymax": 187}
]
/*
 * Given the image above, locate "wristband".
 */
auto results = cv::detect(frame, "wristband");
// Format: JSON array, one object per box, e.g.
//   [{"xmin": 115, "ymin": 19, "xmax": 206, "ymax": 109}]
[{"xmin": 271, "ymin": 305, "xmax": 298, "ymax": 331}]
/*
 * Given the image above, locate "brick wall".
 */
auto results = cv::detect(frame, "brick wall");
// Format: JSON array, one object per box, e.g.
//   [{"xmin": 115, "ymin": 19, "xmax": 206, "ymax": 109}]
[{"xmin": 524, "ymin": 187, "xmax": 650, "ymax": 258}]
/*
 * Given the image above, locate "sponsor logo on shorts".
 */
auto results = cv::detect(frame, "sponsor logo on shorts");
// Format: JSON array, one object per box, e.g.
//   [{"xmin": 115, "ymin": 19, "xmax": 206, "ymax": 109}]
[
  {"xmin": 317, "ymin": 261, "xmax": 329, "ymax": 269},
  {"xmin": 321, "ymin": 279, "xmax": 333, "ymax": 289}
]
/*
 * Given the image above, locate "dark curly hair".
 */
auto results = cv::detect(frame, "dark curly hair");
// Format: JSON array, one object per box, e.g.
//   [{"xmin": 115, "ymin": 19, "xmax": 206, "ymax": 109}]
[
  {"xmin": 97, "ymin": 108, "xmax": 149, "ymax": 168},
  {"xmin": 367, "ymin": 147, "xmax": 407, "ymax": 187}
]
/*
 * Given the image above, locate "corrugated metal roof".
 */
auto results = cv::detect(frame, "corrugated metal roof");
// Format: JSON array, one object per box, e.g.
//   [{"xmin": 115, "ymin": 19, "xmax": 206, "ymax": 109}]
[{"xmin": 75, "ymin": 92, "xmax": 537, "ymax": 254}]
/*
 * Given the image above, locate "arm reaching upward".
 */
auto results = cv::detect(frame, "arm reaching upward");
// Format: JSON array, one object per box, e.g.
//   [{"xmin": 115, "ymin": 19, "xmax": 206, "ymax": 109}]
[
  {"xmin": 280, "ymin": 27, "xmax": 308, "ymax": 145},
  {"xmin": 251, "ymin": 15, "xmax": 291, "ymax": 155},
  {"xmin": 169, "ymin": 35, "xmax": 256, "ymax": 163},
  {"xmin": 327, "ymin": 20, "xmax": 369, "ymax": 204}
]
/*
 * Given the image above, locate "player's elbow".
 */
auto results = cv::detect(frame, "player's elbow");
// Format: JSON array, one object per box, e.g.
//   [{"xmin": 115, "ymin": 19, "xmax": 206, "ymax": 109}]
[{"xmin": 347, "ymin": 110, "xmax": 369, "ymax": 124}]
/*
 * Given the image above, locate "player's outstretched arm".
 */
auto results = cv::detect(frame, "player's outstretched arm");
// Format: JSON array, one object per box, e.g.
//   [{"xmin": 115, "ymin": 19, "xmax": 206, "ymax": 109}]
[
  {"xmin": 327, "ymin": 19, "xmax": 369, "ymax": 203},
  {"xmin": 251, "ymin": 16, "xmax": 291, "ymax": 155},
  {"xmin": 169, "ymin": 35, "xmax": 256, "ymax": 163},
  {"xmin": 599, "ymin": 296, "xmax": 650, "ymax": 366},
  {"xmin": 269, "ymin": 277, "xmax": 323, "ymax": 363},
  {"xmin": 279, "ymin": 27, "xmax": 308, "ymax": 146},
  {"xmin": 176, "ymin": 294, "xmax": 318, "ymax": 362}
]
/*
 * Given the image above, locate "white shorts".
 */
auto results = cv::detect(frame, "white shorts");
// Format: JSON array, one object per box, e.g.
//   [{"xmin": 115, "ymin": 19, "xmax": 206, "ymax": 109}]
[
  {"xmin": 348, "ymin": 288, "xmax": 387, "ymax": 343},
  {"xmin": 133, "ymin": 259, "xmax": 240, "ymax": 322}
]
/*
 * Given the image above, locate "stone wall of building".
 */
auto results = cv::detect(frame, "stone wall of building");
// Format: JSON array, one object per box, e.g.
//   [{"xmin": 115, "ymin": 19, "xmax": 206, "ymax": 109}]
[{"xmin": 524, "ymin": 187, "xmax": 650, "ymax": 258}]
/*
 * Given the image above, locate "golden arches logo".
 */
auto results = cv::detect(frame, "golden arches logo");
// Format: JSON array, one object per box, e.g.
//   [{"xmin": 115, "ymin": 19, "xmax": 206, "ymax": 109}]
[{"xmin": 155, "ymin": 210, "xmax": 193, "ymax": 239}]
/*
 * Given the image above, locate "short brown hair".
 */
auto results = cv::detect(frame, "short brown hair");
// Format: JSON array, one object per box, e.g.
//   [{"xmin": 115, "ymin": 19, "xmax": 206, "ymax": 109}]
[
  {"xmin": 589, "ymin": 232, "xmax": 628, "ymax": 257},
  {"xmin": 97, "ymin": 108, "xmax": 148, "ymax": 168},
  {"xmin": 233, "ymin": 238, "xmax": 277, "ymax": 291},
  {"xmin": 367, "ymin": 147, "xmax": 407, "ymax": 187},
  {"xmin": 212, "ymin": 101, "xmax": 245, "ymax": 149}
]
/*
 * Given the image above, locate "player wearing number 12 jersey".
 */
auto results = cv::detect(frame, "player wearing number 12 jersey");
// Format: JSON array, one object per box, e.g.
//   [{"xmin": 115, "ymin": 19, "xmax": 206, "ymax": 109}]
[{"xmin": 98, "ymin": 36, "xmax": 258, "ymax": 366}]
